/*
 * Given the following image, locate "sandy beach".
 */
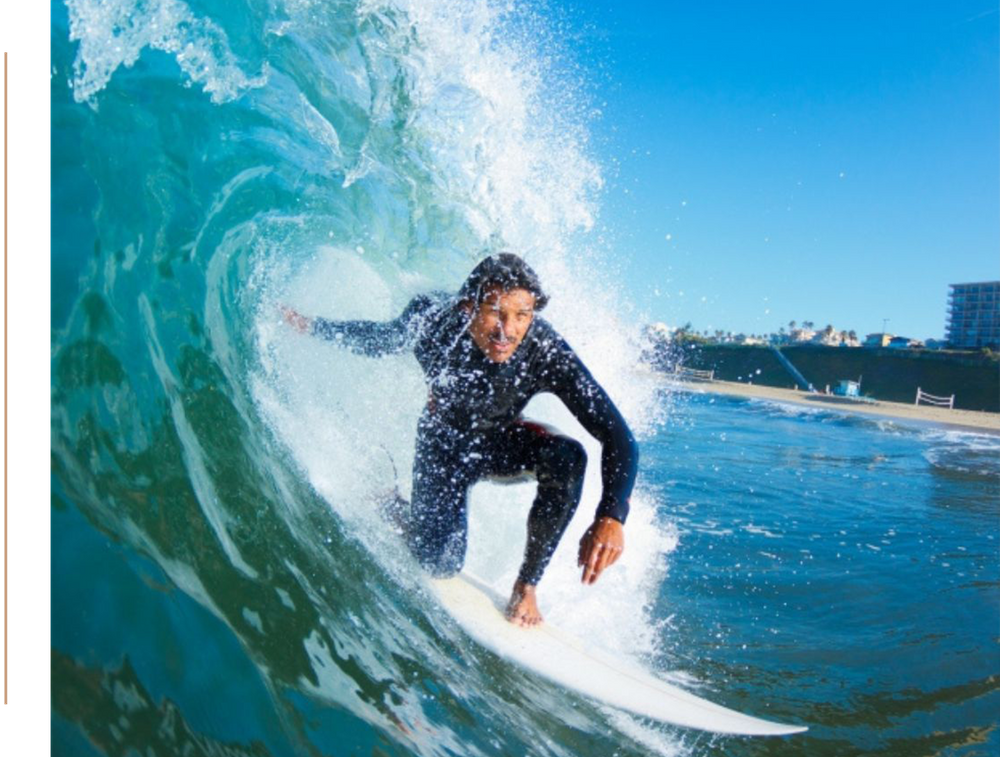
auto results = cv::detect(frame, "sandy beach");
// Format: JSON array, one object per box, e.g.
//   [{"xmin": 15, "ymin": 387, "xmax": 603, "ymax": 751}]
[{"xmin": 674, "ymin": 379, "xmax": 1000, "ymax": 435}]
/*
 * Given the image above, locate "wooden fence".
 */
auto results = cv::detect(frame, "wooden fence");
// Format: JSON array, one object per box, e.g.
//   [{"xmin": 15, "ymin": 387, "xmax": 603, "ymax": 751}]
[{"xmin": 915, "ymin": 387, "xmax": 954, "ymax": 409}]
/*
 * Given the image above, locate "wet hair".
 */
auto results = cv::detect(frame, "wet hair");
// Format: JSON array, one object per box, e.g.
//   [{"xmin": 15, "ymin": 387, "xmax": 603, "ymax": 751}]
[{"xmin": 457, "ymin": 253, "xmax": 549, "ymax": 311}]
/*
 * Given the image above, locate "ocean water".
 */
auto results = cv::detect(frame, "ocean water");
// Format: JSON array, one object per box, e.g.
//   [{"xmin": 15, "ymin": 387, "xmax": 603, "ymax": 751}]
[{"xmin": 50, "ymin": 1, "xmax": 1000, "ymax": 755}]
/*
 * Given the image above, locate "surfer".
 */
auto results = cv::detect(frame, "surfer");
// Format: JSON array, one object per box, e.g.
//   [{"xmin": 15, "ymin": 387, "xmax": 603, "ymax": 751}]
[{"xmin": 282, "ymin": 253, "xmax": 638, "ymax": 626}]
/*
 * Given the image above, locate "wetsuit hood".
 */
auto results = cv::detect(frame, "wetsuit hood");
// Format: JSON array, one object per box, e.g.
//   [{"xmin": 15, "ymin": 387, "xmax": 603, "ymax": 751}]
[{"xmin": 457, "ymin": 253, "xmax": 549, "ymax": 311}]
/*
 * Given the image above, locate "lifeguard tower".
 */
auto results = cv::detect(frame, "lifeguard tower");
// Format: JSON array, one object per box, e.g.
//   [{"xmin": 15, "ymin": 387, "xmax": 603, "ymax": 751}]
[{"xmin": 833, "ymin": 380, "xmax": 861, "ymax": 398}]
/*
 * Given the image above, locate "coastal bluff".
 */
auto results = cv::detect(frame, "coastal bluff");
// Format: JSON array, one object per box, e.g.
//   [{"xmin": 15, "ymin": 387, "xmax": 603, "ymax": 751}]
[{"xmin": 667, "ymin": 344, "xmax": 1000, "ymax": 413}]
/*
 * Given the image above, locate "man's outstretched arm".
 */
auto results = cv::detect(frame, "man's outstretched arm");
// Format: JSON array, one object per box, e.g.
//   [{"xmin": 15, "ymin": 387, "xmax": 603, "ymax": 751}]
[{"xmin": 281, "ymin": 295, "xmax": 436, "ymax": 357}]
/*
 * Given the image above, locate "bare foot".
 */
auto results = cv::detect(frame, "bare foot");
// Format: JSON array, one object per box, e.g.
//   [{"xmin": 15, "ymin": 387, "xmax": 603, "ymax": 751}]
[{"xmin": 505, "ymin": 581, "xmax": 543, "ymax": 627}]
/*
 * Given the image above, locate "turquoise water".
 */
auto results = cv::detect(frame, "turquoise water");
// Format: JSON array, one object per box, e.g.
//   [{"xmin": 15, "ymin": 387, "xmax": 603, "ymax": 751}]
[{"xmin": 51, "ymin": 1, "xmax": 1000, "ymax": 755}]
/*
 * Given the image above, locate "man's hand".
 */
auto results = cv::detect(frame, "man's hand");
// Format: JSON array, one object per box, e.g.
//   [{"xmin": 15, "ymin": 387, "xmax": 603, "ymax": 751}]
[
  {"xmin": 281, "ymin": 305, "xmax": 311, "ymax": 334},
  {"xmin": 577, "ymin": 516, "xmax": 624, "ymax": 585}
]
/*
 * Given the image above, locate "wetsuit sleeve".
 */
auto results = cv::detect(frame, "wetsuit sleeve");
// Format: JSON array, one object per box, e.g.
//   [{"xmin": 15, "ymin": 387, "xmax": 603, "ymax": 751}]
[
  {"xmin": 310, "ymin": 295, "xmax": 435, "ymax": 357},
  {"xmin": 542, "ymin": 338, "xmax": 639, "ymax": 524}
]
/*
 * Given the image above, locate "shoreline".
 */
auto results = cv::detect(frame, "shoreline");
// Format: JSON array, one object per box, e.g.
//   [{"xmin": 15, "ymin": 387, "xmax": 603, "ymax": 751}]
[{"xmin": 673, "ymin": 379, "xmax": 1000, "ymax": 435}]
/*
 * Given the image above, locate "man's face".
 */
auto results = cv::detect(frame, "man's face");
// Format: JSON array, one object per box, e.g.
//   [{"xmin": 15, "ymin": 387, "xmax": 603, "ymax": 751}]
[{"xmin": 466, "ymin": 286, "xmax": 537, "ymax": 363}]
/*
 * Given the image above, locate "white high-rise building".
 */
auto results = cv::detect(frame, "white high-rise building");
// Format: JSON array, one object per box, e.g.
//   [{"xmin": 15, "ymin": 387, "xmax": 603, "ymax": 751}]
[{"xmin": 946, "ymin": 282, "xmax": 1000, "ymax": 349}]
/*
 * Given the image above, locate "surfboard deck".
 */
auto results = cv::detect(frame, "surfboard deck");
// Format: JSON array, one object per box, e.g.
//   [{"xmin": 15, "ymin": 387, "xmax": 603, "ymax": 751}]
[{"xmin": 431, "ymin": 573, "xmax": 807, "ymax": 736}]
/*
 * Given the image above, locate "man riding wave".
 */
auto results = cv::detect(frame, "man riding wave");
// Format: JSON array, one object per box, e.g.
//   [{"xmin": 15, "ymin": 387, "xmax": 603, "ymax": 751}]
[{"xmin": 283, "ymin": 253, "xmax": 638, "ymax": 626}]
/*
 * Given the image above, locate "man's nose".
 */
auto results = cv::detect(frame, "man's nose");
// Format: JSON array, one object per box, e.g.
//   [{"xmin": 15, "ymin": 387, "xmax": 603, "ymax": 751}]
[
  {"xmin": 492, "ymin": 318, "xmax": 513, "ymax": 341},
  {"xmin": 499, "ymin": 316, "xmax": 517, "ymax": 335}
]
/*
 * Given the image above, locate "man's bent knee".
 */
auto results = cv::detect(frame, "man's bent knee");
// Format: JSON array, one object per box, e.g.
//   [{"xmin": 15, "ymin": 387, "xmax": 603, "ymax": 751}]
[{"xmin": 541, "ymin": 437, "xmax": 587, "ymax": 484}]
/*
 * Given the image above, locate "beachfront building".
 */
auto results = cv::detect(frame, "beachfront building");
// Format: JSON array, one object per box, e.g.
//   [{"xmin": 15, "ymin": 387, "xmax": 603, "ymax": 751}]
[
  {"xmin": 733, "ymin": 333, "xmax": 767, "ymax": 345},
  {"xmin": 946, "ymin": 282, "xmax": 1000, "ymax": 349},
  {"xmin": 864, "ymin": 333, "xmax": 893, "ymax": 348},
  {"xmin": 812, "ymin": 326, "xmax": 845, "ymax": 347},
  {"xmin": 888, "ymin": 336, "xmax": 924, "ymax": 350}
]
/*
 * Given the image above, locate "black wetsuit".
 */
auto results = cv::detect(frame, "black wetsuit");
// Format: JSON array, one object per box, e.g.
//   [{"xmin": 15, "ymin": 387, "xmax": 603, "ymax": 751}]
[{"xmin": 312, "ymin": 293, "xmax": 639, "ymax": 585}]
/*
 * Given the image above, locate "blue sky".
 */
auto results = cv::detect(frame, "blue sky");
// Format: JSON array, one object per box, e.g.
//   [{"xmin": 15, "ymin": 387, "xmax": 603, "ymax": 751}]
[{"xmin": 557, "ymin": 1, "xmax": 999, "ymax": 340}]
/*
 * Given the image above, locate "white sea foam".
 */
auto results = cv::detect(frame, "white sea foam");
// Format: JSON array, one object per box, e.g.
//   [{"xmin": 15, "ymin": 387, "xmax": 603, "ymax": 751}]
[
  {"xmin": 920, "ymin": 427, "xmax": 1000, "ymax": 475},
  {"xmin": 249, "ymin": 0, "xmax": 676, "ymax": 690},
  {"xmin": 602, "ymin": 707, "xmax": 690, "ymax": 757},
  {"xmin": 743, "ymin": 523, "xmax": 782, "ymax": 539},
  {"xmin": 65, "ymin": 0, "xmax": 269, "ymax": 104}
]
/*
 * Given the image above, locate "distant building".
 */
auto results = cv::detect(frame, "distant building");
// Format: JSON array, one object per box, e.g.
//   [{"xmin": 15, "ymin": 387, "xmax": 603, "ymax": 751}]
[
  {"xmin": 864, "ymin": 333, "xmax": 893, "ymax": 348},
  {"xmin": 946, "ymin": 281, "xmax": 1000, "ymax": 350},
  {"xmin": 888, "ymin": 336, "xmax": 923, "ymax": 350},
  {"xmin": 812, "ymin": 328, "xmax": 842, "ymax": 347}
]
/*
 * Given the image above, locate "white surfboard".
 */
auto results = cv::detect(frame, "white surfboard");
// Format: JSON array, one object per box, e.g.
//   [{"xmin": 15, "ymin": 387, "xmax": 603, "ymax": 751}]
[{"xmin": 431, "ymin": 573, "xmax": 807, "ymax": 737}]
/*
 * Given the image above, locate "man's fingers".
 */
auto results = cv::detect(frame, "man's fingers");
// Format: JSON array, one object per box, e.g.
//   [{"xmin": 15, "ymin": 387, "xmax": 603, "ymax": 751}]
[
  {"xmin": 580, "ymin": 544, "xmax": 597, "ymax": 581},
  {"xmin": 593, "ymin": 547, "xmax": 613, "ymax": 582},
  {"xmin": 586, "ymin": 544, "xmax": 602, "ymax": 574},
  {"xmin": 581, "ymin": 541, "xmax": 623, "ymax": 584},
  {"xmin": 579, "ymin": 518, "xmax": 625, "ymax": 582},
  {"xmin": 582, "ymin": 543, "xmax": 609, "ymax": 584},
  {"xmin": 603, "ymin": 544, "xmax": 623, "ymax": 568}
]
